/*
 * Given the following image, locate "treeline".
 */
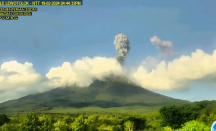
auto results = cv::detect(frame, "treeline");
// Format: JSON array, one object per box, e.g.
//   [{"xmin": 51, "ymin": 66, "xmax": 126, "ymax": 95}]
[
  {"xmin": 0, "ymin": 100, "xmax": 216, "ymax": 131},
  {"xmin": 0, "ymin": 112, "xmax": 147, "ymax": 131},
  {"xmin": 160, "ymin": 100, "xmax": 216, "ymax": 131}
]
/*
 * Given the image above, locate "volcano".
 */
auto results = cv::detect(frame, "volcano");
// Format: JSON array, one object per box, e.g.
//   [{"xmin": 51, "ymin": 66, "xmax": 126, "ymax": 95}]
[{"xmin": 0, "ymin": 76, "xmax": 188, "ymax": 113}]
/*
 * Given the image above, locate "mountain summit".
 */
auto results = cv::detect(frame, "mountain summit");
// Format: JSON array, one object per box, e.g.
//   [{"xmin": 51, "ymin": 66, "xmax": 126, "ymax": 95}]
[{"xmin": 0, "ymin": 75, "xmax": 188, "ymax": 113}]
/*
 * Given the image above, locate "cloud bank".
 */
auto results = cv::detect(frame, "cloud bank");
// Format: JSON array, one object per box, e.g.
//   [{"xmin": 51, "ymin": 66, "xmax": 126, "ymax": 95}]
[
  {"xmin": 46, "ymin": 57, "xmax": 124, "ymax": 87},
  {"xmin": 132, "ymin": 49, "xmax": 216, "ymax": 91},
  {"xmin": 2, "ymin": 34, "xmax": 216, "ymax": 103},
  {"xmin": 0, "ymin": 61, "xmax": 50, "ymax": 103},
  {"xmin": 2, "ymin": 49, "xmax": 216, "ymax": 102},
  {"xmin": 0, "ymin": 61, "xmax": 43, "ymax": 90},
  {"xmin": 0, "ymin": 57, "xmax": 124, "ymax": 102}
]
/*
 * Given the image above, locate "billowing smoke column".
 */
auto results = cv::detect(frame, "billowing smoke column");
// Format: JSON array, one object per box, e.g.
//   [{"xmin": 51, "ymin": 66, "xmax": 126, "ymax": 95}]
[{"xmin": 114, "ymin": 33, "xmax": 131, "ymax": 65}]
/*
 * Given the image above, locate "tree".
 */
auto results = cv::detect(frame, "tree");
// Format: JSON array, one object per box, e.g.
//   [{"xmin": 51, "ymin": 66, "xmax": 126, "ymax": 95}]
[
  {"xmin": 39, "ymin": 115, "xmax": 55, "ymax": 131},
  {"xmin": 176, "ymin": 120, "xmax": 209, "ymax": 131},
  {"xmin": 0, "ymin": 114, "xmax": 10, "ymax": 126},
  {"xmin": 163, "ymin": 126, "xmax": 173, "ymax": 131},
  {"xmin": 159, "ymin": 104, "xmax": 201, "ymax": 129},
  {"xmin": 71, "ymin": 115, "xmax": 88, "ymax": 131},
  {"xmin": 19, "ymin": 112, "xmax": 41, "ymax": 131},
  {"xmin": 197, "ymin": 107, "xmax": 216, "ymax": 126},
  {"xmin": 124, "ymin": 120, "xmax": 134, "ymax": 131},
  {"xmin": 98, "ymin": 124, "xmax": 114, "ymax": 131},
  {"xmin": 0, "ymin": 123, "xmax": 17, "ymax": 131},
  {"xmin": 85, "ymin": 114, "xmax": 100, "ymax": 131},
  {"xmin": 126, "ymin": 116, "xmax": 146, "ymax": 130},
  {"xmin": 54, "ymin": 120, "xmax": 71, "ymax": 131}
]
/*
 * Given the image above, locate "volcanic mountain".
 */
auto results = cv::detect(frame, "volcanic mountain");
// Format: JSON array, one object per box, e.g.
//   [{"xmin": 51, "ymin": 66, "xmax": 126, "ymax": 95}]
[{"xmin": 0, "ymin": 76, "xmax": 188, "ymax": 113}]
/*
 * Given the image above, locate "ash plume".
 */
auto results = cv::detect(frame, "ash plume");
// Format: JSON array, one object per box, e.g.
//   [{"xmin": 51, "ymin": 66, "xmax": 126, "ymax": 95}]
[
  {"xmin": 114, "ymin": 33, "xmax": 131, "ymax": 65},
  {"xmin": 150, "ymin": 36, "xmax": 173, "ymax": 57}
]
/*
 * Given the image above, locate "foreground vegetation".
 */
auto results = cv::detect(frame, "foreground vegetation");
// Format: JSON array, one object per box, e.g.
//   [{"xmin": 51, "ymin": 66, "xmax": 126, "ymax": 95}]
[{"xmin": 0, "ymin": 100, "xmax": 216, "ymax": 131}]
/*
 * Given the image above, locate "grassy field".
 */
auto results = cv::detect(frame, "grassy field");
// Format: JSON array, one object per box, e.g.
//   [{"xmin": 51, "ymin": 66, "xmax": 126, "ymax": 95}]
[{"xmin": 42, "ymin": 106, "xmax": 160, "ymax": 115}]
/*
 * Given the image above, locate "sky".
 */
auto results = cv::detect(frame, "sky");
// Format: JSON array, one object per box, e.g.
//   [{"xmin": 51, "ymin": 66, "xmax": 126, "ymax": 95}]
[{"xmin": 1, "ymin": 0, "xmax": 216, "ymax": 103}]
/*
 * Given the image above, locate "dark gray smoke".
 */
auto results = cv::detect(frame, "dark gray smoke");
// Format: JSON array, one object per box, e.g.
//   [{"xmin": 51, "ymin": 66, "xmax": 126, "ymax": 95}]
[{"xmin": 114, "ymin": 33, "xmax": 131, "ymax": 65}]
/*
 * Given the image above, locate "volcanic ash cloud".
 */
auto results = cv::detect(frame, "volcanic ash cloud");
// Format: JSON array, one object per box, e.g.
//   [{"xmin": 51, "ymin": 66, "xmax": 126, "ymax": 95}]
[
  {"xmin": 114, "ymin": 33, "xmax": 131, "ymax": 65},
  {"xmin": 150, "ymin": 36, "xmax": 173, "ymax": 57}
]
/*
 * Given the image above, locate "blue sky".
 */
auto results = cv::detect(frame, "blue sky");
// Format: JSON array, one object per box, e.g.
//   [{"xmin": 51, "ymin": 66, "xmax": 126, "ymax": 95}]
[{"xmin": 1, "ymin": 0, "xmax": 216, "ymax": 102}]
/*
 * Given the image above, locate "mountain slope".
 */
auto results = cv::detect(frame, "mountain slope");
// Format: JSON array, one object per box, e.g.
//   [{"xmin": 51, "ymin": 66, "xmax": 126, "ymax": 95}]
[{"xmin": 0, "ymin": 76, "xmax": 189, "ymax": 113}]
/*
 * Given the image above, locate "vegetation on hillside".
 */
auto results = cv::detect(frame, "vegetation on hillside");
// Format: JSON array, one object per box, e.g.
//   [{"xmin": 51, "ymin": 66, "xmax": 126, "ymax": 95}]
[
  {"xmin": 0, "ymin": 77, "xmax": 188, "ymax": 114},
  {"xmin": 0, "ymin": 114, "xmax": 10, "ymax": 126}
]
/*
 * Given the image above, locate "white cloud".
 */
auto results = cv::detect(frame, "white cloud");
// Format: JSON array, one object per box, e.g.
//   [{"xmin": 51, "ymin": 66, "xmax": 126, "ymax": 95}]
[
  {"xmin": 0, "ymin": 57, "xmax": 125, "ymax": 103},
  {"xmin": 0, "ymin": 61, "xmax": 51, "ymax": 103},
  {"xmin": 141, "ymin": 56, "xmax": 159, "ymax": 72},
  {"xmin": 132, "ymin": 49, "xmax": 216, "ymax": 91},
  {"xmin": 46, "ymin": 56, "xmax": 125, "ymax": 87},
  {"xmin": 150, "ymin": 36, "xmax": 174, "ymax": 56},
  {"xmin": 0, "ymin": 61, "xmax": 43, "ymax": 90},
  {"xmin": 3, "ymin": 48, "xmax": 216, "ymax": 102}
]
